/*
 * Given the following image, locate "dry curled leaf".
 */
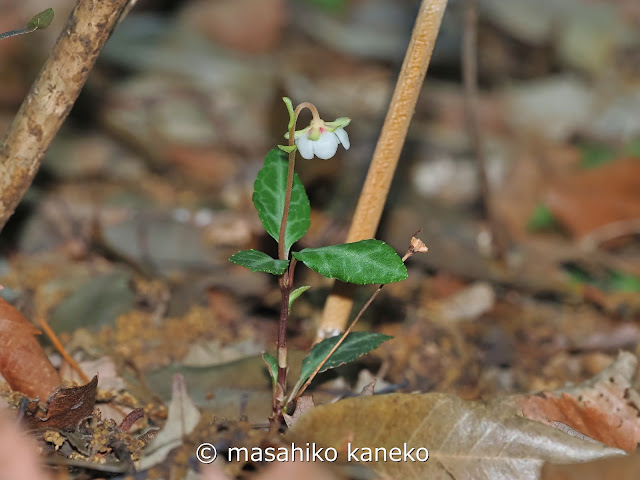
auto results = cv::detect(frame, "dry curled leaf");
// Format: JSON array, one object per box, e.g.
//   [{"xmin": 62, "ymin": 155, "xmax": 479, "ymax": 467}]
[
  {"xmin": 0, "ymin": 298, "xmax": 61, "ymax": 399},
  {"xmin": 520, "ymin": 351, "xmax": 640, "ymax": 452},
  {"xmin": 23, "ymin": 376, "xmax": 98, "ymax": 431}
]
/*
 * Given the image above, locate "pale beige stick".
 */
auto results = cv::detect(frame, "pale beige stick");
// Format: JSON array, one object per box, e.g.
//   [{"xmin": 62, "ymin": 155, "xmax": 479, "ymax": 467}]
[
  {"xmin": 317, "ymin": 0, "xmax": 448, "ymax": 340},
  {"xmin": 0, "ymin": 0, "xmax": 131, "ymax": 232}
]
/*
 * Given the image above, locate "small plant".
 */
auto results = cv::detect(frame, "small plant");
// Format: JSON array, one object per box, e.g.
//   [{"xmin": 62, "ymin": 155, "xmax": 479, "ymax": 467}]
[
  {"xmin": 230, "ymin": 98, "xmax": 426, "ymax": 425},
  {"xmin": 0, "ymin": 9, "xmax": 54, "ymax": 41}
]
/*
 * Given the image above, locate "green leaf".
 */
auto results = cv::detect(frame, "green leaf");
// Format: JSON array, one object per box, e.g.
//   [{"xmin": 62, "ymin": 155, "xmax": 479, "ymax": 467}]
[
  {"xmin": 27, "ymin": 8, "xmax": 54, "ymax": 30},
  {"xmin": 252, "ymin": 149, "xmax": 310, "ymax": 256},
  {"xmin": 564, "ymin": 265, "xmax": 640, "ymax": 293},
  {"xmin": 283, "ymin": 97, "xmax": 295, "ymax": 132},
  {"xmin": 527, "ymin": 204, "xmax": 557, "ymax": 231},
  {"xmin": 263, "ymin": 353, "xmax": 278, "ymax": 387},
  {"xmin": 301, "ymin": 0, "xmax": 347, "ymax": 14},
  {"xmin": 289, "ymin": 285, "xmax": 310, "ymax": 312},
  {"xmin": 299, "ymin": 332, "xmax": 392, "ymax": 384},
  {"xmin": 579, "ymin": 143, "xmax": 616, "ymax": 169},
  {"xmin": 292, "ymin": 239, "xmax": 407, "ymax": 285},
  {"xmin": 608, "ymin": 271, "xmax": 640, "ymax": 293},
  {"xmin": 625, "ymin": 139, "xmax": 640, "ymax": 158},
  {"xmin": 229, "ymin": 249, "xmax": 289, "ymax": 275}
]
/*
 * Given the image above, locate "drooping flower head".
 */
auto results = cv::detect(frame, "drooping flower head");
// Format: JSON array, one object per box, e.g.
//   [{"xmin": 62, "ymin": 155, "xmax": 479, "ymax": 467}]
[
  {"xmin": 287, "ymin": 117, "xmax": 351, "ymax": 160},
  {"xmin": 280, "ymin": 98, "xmax": 350, "ymax": 160}
]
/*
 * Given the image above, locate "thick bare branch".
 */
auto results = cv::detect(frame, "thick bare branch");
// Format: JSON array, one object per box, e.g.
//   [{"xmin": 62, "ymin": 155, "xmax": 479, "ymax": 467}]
[{"xmin": 0, "ymin": 0, "xmax": 130, "ymax": 232}]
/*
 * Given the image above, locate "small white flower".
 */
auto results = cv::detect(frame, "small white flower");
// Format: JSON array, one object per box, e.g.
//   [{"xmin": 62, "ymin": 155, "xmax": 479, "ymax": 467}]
[{"xmin": 285, "ymin": 117, "xmax": 351, "ymax": 160}]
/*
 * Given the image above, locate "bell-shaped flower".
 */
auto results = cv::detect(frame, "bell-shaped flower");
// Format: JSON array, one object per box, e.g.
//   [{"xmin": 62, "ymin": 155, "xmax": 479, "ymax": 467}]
[{"xmin": 285, "ymin": 117, "xmax": 351, "ymax": 160}]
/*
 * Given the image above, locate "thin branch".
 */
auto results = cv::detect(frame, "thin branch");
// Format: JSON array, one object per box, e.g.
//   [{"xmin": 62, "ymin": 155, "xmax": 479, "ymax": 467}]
[
  {"xmin": 0, "ymin": 0, "xmax": 132, "ymax": 232},
  {"xmin": 317, "ymin": 0, "xmax": 449, "ymax": 340},
  {"xmin": 295, "ymin": 285, "xmax": 384, "ymax": 402},
  {"xmin": 578, "ymin": 218, "xmax": 640, "ymax": 251},
  {"xmin": 37, "ymin": 316, "xmax": 90, "ymax": 384},
  {"xmin": 462, "ymin": 0, "xmax": 509, "ymax": 259}
]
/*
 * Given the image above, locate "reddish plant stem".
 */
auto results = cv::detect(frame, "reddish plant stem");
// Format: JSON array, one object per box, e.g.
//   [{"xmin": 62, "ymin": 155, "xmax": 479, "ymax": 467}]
[
  {"xmin": 272, "ymin": 102, "xmax": 318, "ymax": 423},
  {"xmin": 277, "ymin": 150, "xmax": 296, "ymax": 261}
]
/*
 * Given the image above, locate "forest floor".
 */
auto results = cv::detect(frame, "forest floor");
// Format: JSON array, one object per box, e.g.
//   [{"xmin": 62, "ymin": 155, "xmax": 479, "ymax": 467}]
[{"xmin": 1, "ymin": 0, "xmax": 640, "ymax": 479}]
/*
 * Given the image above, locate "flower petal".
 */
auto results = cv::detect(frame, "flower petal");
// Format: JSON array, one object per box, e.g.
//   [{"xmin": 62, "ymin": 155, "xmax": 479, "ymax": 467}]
[
  {"xmin": 313, "ymin": 132, "xmax": 339, "ymax": 159},
  {"xmin": 334, "ymin": 127, "xmax": 350, "ymax": 150},
  {"xmin": 296, "ymin": 135, "xmax": 315, "ymax": 159}
]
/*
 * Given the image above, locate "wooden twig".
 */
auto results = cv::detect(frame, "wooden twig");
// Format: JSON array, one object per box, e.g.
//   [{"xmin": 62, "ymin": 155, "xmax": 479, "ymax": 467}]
[
  {"xmin": 462, "ymin": 0, "xmax": 509, "ymax": 259},
  {"xmin": 317, "ymin": 0, "xmax": 448, "ymax": 340},
  {"xmin": 0, "ymin": 0, "xmax": 131, "ymax": 232},
  {"xmin": 578, "ymin": 218, "xmax": 640, "ymax": 251},
  {"xmin": 37, "ymin": 317, "xmax": 90, "ymax": 384}
]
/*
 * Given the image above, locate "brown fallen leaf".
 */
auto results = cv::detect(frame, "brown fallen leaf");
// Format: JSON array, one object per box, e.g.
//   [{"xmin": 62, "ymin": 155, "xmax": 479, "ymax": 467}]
[
  {"xmin": 179, "ymin": 0, "xmax": 285, "ymax": 54},
  {"xmin": 22, "ymin": 376, "xmax": 98, "ymax": 431},
  {"xmin": 0, "ymin": 298, "xmax": 61, "ymax": 399},
  {"xmin": 541, "ymin": 454, "xmax": 640, "ymax": 480},
  {"xmin": 544, "ymin": 157, "xmax": 640, "ymax": 241},
  {"xmin": 289, "ymin": 393, "xmax": 624, "ymax": 480},
  {"xmin": 519, "ymin": 351, "xmax": 640, "ymax": 452},
  {"xmin": 522, "ymin": 392, "xmax": 637, "ymax": 452}
]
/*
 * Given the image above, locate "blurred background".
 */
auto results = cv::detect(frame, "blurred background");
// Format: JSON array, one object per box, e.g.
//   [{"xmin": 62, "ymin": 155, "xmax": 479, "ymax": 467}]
[{"xmin": 1, "ymin": 0, "xmax": 640, "ymax": 403}]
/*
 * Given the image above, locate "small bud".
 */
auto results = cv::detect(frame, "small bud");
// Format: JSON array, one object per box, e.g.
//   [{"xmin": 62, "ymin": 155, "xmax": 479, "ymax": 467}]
[
  {"xmin": 410, "ymin": 236, "xmax": 429, "ymax": 254},
  {"xmin": 402, "ymin": 234, "xmax": 429, "ymax": 262}
]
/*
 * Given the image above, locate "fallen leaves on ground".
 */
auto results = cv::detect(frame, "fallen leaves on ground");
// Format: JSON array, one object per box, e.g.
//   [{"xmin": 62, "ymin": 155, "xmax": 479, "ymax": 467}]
[
  {"xmin": 23, "ymin": 376, "xmax": 98, "ymax": 431},
  {"xmin": 0, "ymin": 298, "xmax": 61, "ymax": 399},
  {"xmin": 138, "ymin": 374, "xmax": 201, "ymax": 470},
  {"xmin": 519, "ymin": 351, "xmax": 640, "ymax": 452},
  {"xmin": 544, "ymin": 157, "xmax": 640, "ymax": 242},
  {"xmin": 541, "ymin": 454, "xmax": 640, "ymax": 480},
  {"xmin": 290, "ymin": 392, "xmax": 625, "ymax": 480}
]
